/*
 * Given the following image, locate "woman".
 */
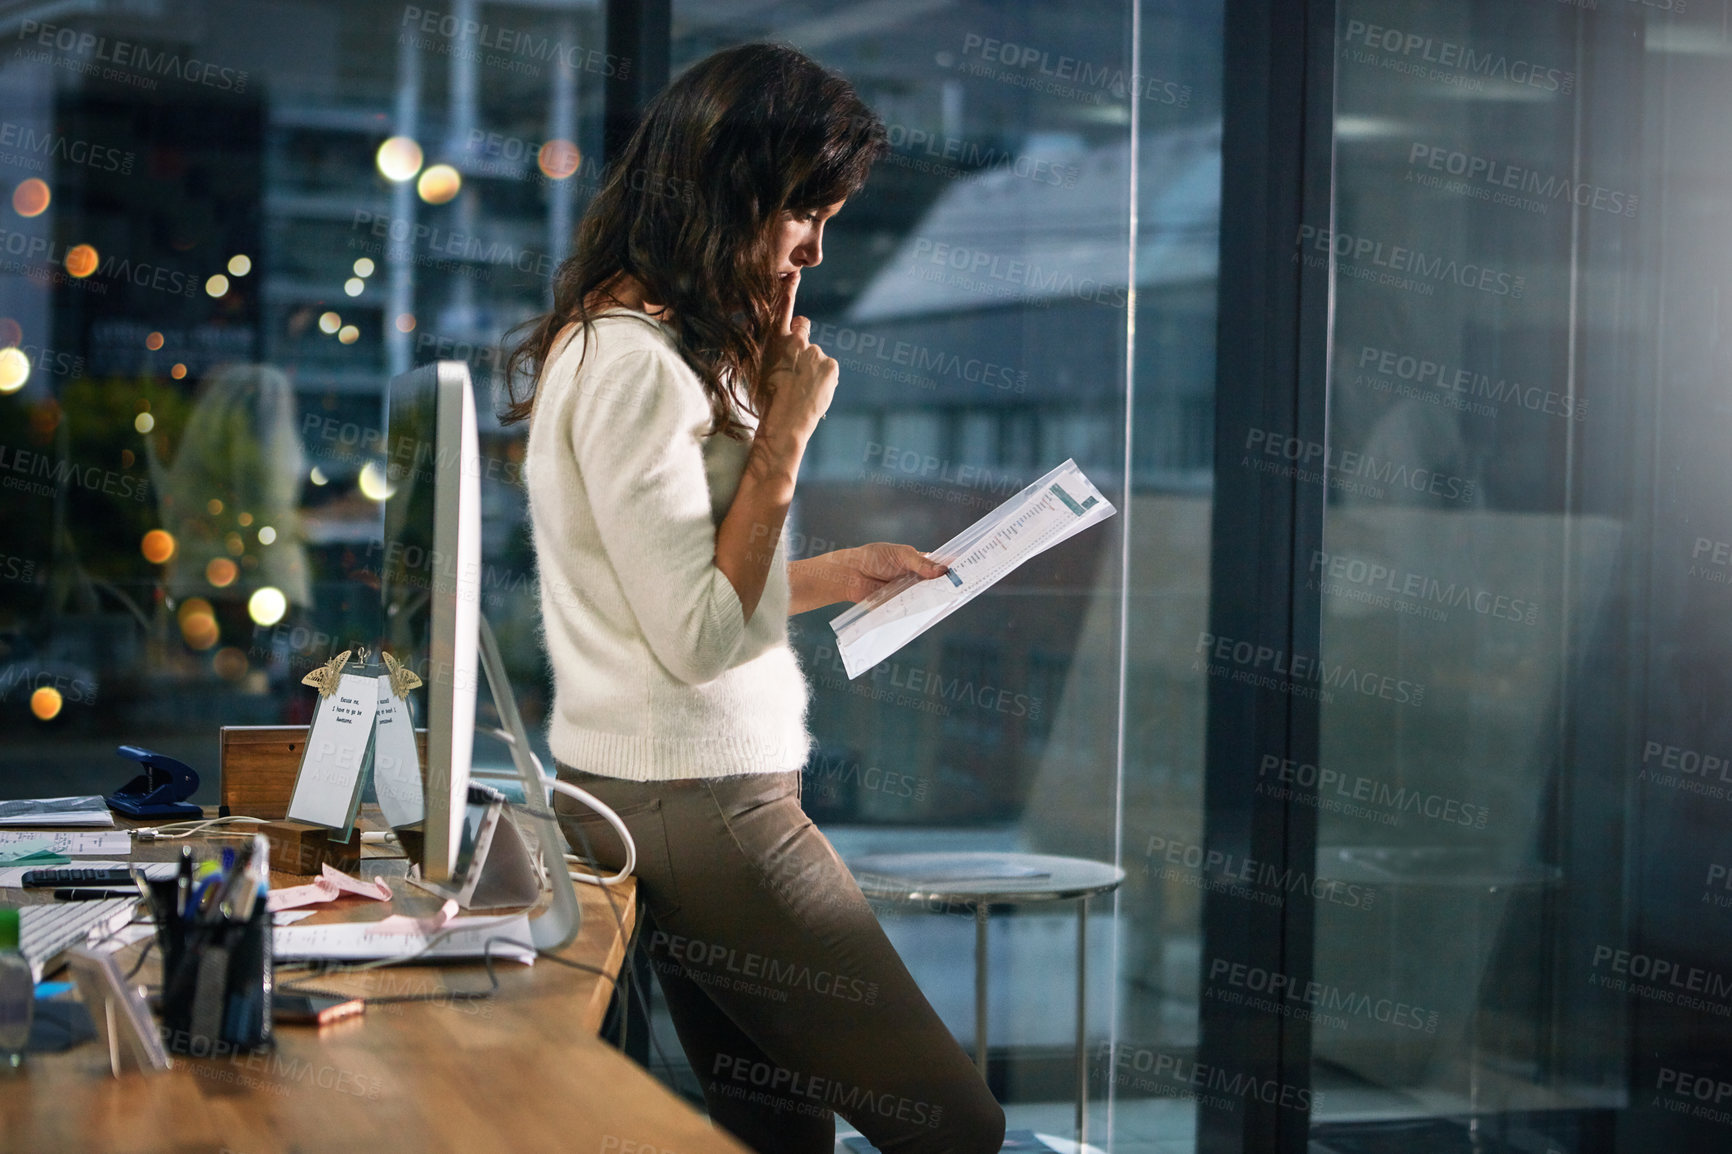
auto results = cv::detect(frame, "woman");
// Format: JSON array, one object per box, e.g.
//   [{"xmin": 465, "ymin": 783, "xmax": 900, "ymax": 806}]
[{"xmin": 504, "ymin": 43, "xmax": 1006, "ymax": 1154}]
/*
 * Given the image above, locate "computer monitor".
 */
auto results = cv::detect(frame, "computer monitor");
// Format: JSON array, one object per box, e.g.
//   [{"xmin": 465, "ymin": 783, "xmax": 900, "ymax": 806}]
[
  {"xmin": 378, "ymin": 362, "xmax": 580, "ymax": 949},
  {"xmin": 379, "ymin": 361, "xmax": 479, "ymax": 885}
]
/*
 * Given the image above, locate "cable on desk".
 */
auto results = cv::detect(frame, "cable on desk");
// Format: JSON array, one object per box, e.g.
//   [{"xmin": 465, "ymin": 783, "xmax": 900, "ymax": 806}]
[{"xmin": 133, "ymin": 815, "xmax": 271, "ymax": 841}]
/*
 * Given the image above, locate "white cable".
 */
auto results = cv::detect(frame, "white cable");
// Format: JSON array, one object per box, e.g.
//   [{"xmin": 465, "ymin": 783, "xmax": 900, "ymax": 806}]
[
  {"xmin": 543, "ymin": 777, "xmax": 635, "ymax": 887},
  {"xmin": 481, "ymin": 724, "xmax": 634, "ymax": 887},
  {"xmin": 134, "ymin": 815, "xmax": 270, "ymax": 840}
]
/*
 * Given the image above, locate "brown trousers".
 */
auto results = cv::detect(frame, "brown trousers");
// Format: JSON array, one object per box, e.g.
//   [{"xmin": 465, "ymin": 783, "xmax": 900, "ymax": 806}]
[{"xmin": 553, "ymin": 765, "xmax": 1005, "ymax": 1154}]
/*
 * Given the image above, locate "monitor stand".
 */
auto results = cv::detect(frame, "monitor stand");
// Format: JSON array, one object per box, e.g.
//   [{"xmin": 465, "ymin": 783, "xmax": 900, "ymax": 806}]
[{"xmin": 406, "ymin": 614, "xmax": 581, "ymax": 951}]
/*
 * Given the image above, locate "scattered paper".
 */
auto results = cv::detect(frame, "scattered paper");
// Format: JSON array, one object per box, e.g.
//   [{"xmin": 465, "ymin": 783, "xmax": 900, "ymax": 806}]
[
  {"xmin": 0, "ymin": 830, "xmax": 131, "ymax": 855},
  {"xmin": 266, "ymin": 864, "xmax": 394, "ymax": 913},
  {"xmin": 89, "ymin": 923, "xmax": 157, "ymax": 952},
  {"xmin": 273, "ymin": 911, "xmax": 536, "ymax": 964},
  {"xmin": 370, "ymin": 898, "xmax": 460, "ymax": 935},
  {"xmin": 0, "ymin": 851, "xmax": 69, "ymax": 867},
  {"xmin": 273, "ymin": 910, "xmax": 318, "ymax": 925},
  {"xmin": 0, "ymin": 795, "xmax": 115, "ymax": 827},
  {"xmin": 830, "ymin": 459, "xmax": 1116, "ymax": 678}
]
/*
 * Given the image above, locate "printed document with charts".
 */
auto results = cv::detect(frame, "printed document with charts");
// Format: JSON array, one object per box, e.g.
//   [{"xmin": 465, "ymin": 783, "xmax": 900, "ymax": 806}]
[{"xmin": 829, "ymin": 459, "xmax": 1116, "ymax": 679}]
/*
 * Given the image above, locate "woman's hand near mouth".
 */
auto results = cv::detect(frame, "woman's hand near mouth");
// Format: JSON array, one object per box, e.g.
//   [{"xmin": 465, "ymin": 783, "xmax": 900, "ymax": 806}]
[{"xmin": 758, "ymin": 268, "xmax": 836, "ymax": 448}]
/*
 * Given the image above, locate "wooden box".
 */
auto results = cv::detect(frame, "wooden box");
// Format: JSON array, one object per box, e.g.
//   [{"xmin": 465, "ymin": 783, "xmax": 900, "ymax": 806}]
[{"xmin": 217, "ymin": 725, "xmax": 428, "ymax": 821}]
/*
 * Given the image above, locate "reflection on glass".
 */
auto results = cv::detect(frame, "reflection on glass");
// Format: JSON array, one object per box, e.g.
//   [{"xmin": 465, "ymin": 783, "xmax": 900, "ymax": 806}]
[
  {"xmin": 1312, "ymin": 1, "xmax": 1731, "ymax": 1149},
  {"xmin": 154, "ymin": 364, "xmax": 310, "ymax": 666}
]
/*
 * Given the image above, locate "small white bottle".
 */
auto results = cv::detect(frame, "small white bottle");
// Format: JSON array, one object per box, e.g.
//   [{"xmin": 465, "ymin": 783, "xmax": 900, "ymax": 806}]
[{"xmin": 0, "ymin": 906, "xmax": 32, "ymax": 1068}]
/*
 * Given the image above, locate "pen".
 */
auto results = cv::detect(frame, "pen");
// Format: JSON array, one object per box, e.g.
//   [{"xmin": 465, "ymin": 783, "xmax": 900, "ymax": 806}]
[
  {"xmin": 54, "ymin": 888, "xmax": 140, "ymax": 900},
  {"xmin": 177, "ymin": 846, "xmax": 194, "ymax": 920}
]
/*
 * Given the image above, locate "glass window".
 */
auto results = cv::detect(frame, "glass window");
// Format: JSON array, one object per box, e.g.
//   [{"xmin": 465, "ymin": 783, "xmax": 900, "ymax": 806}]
[{"xmin": 1309, "ymin": 2, "xmax": 1732, "ymax": 1150}]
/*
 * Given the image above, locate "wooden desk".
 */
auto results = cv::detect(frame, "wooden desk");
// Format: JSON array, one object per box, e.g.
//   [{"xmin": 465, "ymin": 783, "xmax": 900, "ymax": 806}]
[{"xmin": 0, "ymin": 830, "xmax": 748, "ymax": 1154}]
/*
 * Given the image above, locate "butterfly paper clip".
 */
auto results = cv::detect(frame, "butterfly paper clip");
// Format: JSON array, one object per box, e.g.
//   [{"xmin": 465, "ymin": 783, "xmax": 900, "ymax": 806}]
[
  {"xmin": 300, "ymin": 649, "xmax": 352, "ymax": 698},
  {"xmin": 382, "ymin": 651, "xmax": 423, "ymax": 700}
]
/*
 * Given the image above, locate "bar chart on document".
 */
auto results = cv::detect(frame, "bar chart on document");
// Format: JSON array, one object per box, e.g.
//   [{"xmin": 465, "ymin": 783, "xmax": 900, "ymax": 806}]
[{"xmin": 829, "ymin": 459, "xmax": 1116, "ymax": 678}]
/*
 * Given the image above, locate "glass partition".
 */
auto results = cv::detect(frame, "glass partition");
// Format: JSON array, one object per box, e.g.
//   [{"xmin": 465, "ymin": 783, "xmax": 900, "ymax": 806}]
[
  {"xmin": 667, "ymin": 1, "xmax": 1224, "ymax": 1148},
  {"xmin": 0, "ymin": 1, "xmax": 607, "ymax": 783},
  {"xmin": 1309, "ymin": 2, "xmax": 1732, "ymax": 1150}
]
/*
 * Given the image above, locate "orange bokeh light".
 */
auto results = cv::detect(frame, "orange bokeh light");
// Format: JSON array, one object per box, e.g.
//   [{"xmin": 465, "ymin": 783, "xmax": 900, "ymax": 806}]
[
  {"xmin": 141, "ymin": 529, "xmax": 176, "ymax": 563},
  {"xmin": 12, "ymin": 179, "xmax": 50, "ymax": 217},
  {"xmin": 176, "ymin": 597, "xmax": 220, "ymax": 651},
  {"xmin": 145, "ymin": 331, "xmax": 164, "ymax": 350},
  {"xmin": 212, "ymin": 647, "xmax": 249, "ymax": 681},
  {"xmin": 206, "ymin": 557, "xmax": 238, "ymax": 588},
  {"xmin": 64, "ymin": 244, "xmax": 98, "ymax": 278},
  {"xmin": 537, "ymin": 139, "xmax": 581, "ymax": 180},
  {"xmin": 30, "ymin": 686, "xmax": 63, "ymax": 721}
]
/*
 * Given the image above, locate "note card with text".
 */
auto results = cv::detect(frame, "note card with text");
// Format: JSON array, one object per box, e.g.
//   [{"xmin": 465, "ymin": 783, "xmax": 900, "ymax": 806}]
[{"xmin": 287, "ymin": 671, "xmax": 379, "ymax": 829}]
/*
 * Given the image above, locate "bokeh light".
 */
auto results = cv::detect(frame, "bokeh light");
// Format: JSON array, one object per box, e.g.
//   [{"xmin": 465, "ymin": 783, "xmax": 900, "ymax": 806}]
[
  {"xmin": 248, "ymin": 586, "xmax": 287, "ymax": 627},
  {"xmin": 376, "ymin": 136, "xmax": 424, "ymax": 182},
  {"xmin": 417, "ymin": 164, "xmax": 461, "ymax": 204},
  {"xmin": 338, "ymin": 325, "xmax": 360, "ymax": 344},
  {"xmin": 206, "ymin": 557, "xmax": 238, "ymax": 588},
  {"xmin": 395, "ymin": 313, "xmax": 416, "ymax": 333},
  {"xmin": 309, "ymin": 467, "xmax": 328, "ymax": 486},
  {"xmin": 225, "ymin": 532, "xmax": 245, "ymax": 556},
  {"xmin": 257, "ymin": 525, "xmax": 277, "ymax": 545},
  {"xmin": 134, "ymin": 412, "xmax": 154, "ymax": 434},
  {"xmin": 170, "ymin": 363, "xmax": 187, "ymax": 379},
  {"xmin": 145, "ymin": 331, "xmax": 164, "ymax": 350},
  {"xmin": 344, "ymin": 277, "xmax": 364, "ymax": 297},
  {"xmin": 227, "ymin": 254, "xmax": 252, "ymax": 276},
  {"xmin": 30, "ymin": 686, "xmax": 63, "ymax": 721},
  {"xmin": 212, "ymin": 647, "xmax": 249, "ymax": 681},
  {"xmin": 205, "ymin": 274, "xmax": 229, "ymax": 298},
  {"xmin": 357, "ymin": 460, "xmax": 395, "ymax": 501},
  {"xmin": 538, "ymin": 139, "xmax": 581, "ymax": 180},
  {"xmin": 0, "ymin": 348, "xmax": 29, "ymax": 394},
  {"xmin": 64, "ymin": 244, "xmax": 98, "ymax": 277},
  {"xmin": 12, "ymin": 179, "xmax": 50, "ymax": 217},
  {"xmin": 177, "ymin": 597, "xmax": 220, "ymax": 650},
  {"xmin": 319, "ymin": 311, "xmax": 341, "ymax": 334},
  {"xmin": 207, "ymin": 498, "xmax": 224, "ymax": 515},
  {"xmin": 141, "ymin": 529, "xmax": 175, "ymax": 563},
  {"xmin": 354, "ymin": 258, "xmax": 375, "ymax": 277}
]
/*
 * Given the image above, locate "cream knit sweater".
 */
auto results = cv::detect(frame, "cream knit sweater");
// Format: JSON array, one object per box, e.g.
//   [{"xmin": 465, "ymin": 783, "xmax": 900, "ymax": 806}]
[{"xmin": 524, "ymin": 311, "xmax": 813, "ymax": 781}]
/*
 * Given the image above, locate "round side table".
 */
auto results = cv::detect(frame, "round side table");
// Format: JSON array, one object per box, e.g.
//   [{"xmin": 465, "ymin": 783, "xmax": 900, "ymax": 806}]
[{"xmin": 848, "ymin": 851, "xmax": 1125, "ymax": 1148}]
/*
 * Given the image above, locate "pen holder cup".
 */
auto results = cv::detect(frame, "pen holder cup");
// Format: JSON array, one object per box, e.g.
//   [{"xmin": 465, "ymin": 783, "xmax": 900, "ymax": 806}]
[{"xmin": 148, "ymin": 880, "xmax": 274, "ymax": 1056}]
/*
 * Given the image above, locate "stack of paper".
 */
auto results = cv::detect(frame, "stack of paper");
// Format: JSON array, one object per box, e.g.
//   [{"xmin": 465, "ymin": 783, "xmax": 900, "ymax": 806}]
[
  {"xmin": 272, "ymin": 913, "xmax": 536, "ymax": 964},
  {"xmin": 0, "ymin": 796, "xmax": 115, "ymax": 827},
  {"xmin": 830, "ymin": 459, "xmax": 1117, "ymax": 678}
]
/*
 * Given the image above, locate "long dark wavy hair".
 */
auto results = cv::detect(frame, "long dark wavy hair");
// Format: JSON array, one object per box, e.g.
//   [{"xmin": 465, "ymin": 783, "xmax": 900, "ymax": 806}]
[{"xmin": 500, "ymin": 43, "xmax": 886, "ymax": 437}]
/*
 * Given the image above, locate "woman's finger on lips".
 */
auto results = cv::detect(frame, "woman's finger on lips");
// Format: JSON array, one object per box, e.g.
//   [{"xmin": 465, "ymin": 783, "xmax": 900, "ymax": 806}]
[{"xmin": 778, "ymin": 270, "xmax": 801, "ymax": 334}]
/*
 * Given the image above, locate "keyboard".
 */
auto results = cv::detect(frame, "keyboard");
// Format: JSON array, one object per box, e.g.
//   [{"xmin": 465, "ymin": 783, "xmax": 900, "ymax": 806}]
[{"xmin": 19, "ymin": 898, "xmax": 140, "ymax": 983}]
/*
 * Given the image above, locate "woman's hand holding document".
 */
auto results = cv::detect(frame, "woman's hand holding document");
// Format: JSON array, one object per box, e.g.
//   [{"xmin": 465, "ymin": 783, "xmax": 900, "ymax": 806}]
[{"xmin": 829, "ymin": 459, "xmax": 1116, "ymax": 678}]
